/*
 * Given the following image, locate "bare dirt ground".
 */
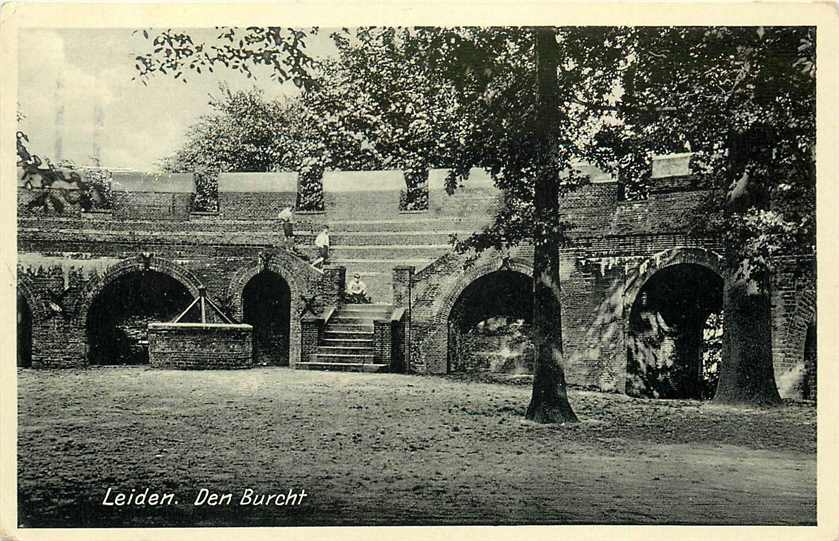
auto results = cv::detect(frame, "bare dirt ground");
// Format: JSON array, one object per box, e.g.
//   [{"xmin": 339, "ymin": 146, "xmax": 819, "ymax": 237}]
[{"xmin": 17, "ymin": 367, "xmax": 815, "ymax": 527}]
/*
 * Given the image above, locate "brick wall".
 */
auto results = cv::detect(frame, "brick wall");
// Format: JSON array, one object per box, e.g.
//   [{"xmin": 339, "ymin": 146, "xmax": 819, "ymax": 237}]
[
  {"xmin": 112, "ymin": 192, "xmax": 193, "ymax": 221},
  {"xmin": 17, "ymin": 163, "xmax": 817, "ymax": 399},
  {"xmin": 770, "ymin": 256, "xmax": 817, "ymax": 399},
  {"xmin": 300, "ymin": 317, "xmax": 322, "ymax": 363},
  {"xmin": 148, "ymin": 323, "xmax": 253, "ymax": 369}
]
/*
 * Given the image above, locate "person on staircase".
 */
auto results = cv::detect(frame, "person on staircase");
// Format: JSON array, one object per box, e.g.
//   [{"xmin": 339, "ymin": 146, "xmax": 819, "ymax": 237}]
[
  {"xmin": 345, "ymin": 273, "xmax": 371, "ymax": 304},
  {"xmin": 277, "ymin": 206, "xmax": 295, "ymax": 251},
  {"xmin": 312, "ymin": 225, "xmax": 330, "ymax": 269}
]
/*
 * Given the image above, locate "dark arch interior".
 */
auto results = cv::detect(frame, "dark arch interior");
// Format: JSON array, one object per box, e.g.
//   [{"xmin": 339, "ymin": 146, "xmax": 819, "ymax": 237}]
[
  {"xmin": 242, "ymin": 270, "xmax": 291, "ymax": 365},
  {"xmin": 803, "ymin": 321, "xmax": 817, "ymax": 400},
  {"xmin": 447, "ymin": 270, "xmax": 533, "ymax": 374},
  {"xmin": 17, "ymin": 293, "xmax": 32, "ymax": 368},
  {"xmin": 87, "ymin": 271, "xmax": 193, "ymax": 365},
  {"xmin": 626, "ymin": 263, "xmax": 724, "ymax": 399}
]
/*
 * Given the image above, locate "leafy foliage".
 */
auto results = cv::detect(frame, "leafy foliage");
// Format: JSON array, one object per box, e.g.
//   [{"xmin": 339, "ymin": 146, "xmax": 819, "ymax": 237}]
[
  {"xmin": 160, "ymin": 84, "xmax": 326, "ymax": 211},
  {"xmin": 161, "ymin": 84, "xmax": 298, "ymax": 174},
  {"xmin": 138, "ymin": 29, "xmax": 327, "ymax": 211},
  {"xmin": 134, "ymin": 27, "xmax": 319, "ymax": 88},
  {"xmin": 702, "ymin": 312, "xmax": 724, "ymax": 399},
  {"xmin": 295, "ymin": 156, "xmax": 326, "ymax": 211},
  {"xmin": 16, "ymin": 120, "xmax": 114, "ymax": 212},
  {"xmin": 612, "ymin": 27, "xmax": 816, "ymax": 276},
  {"xmin": 297, "ymin": 28, "xmax": 478, "ymax": 209}
]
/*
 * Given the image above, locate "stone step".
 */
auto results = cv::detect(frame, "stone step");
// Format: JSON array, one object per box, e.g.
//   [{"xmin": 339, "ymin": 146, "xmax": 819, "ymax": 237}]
[
  {"xmin": 333, "ymin": 309, "xmax": 391, "ymax": 316},
  {"xmin": 334, "ymin": 257, "xmax": 435, "ymax": 266},
  {"xmin": 295, "ymin": 361, "xmax": 388, "ymax": 373},
  {"xmin": 325, "ymin": 323, "xmax": 374, "ymax": 333},
  {"xmin": 323, "ymin": 330, "xmax": 375, "ymax": 340},
  {"xmin": 309, "ymin": 352, "xmax": 376, "ymax": 364},
  {"xmin": 341, "ymin": 303, "xmax": 394, "ymax": 312},
  {"xmin": 316, "ymin": 217, "xmax": 489, "ymax": 233},
  {"xmin": 22, "ymin": 215, "xmax": 489, "ymax": 236},
  {"xmin": 335, "ymin": 309, "xmax": 393, "ymax": 319},
  {"xmin": 329, "ymin": 246, "xmax": 448, "ymax": 263},
  {"xmin": 331, "ymin": 316, "xmax": 382, "ymax": 324},
  {"xmin": 296, "ymin": 231, "xmax": 467, "ymax": 246},
  {"xmin": 321, "ymin": 338, "xmax": 374, "ymax": 348},
  {"xmin": 317, "ymin": 345, "xmax": 376, "ymax": 356}
]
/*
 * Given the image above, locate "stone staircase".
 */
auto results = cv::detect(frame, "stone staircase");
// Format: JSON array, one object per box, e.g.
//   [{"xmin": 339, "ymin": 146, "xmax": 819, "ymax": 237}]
[
  {"xmin": 297, "ymin": 304, "xmax": 394, "ymax": 372},
  {"xmin": 294, "ymin": 218, "xmax": 487, "ymax": 301}
]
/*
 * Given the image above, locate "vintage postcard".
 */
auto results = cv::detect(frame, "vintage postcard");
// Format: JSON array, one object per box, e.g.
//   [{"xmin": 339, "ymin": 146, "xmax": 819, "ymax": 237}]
[{"xmin": 2, "ymin": 2, "xmax": 837, "ymax": 540}]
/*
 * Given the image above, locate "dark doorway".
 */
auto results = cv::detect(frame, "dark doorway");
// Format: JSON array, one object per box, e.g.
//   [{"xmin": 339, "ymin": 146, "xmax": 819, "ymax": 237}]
[
  {"xmin": 626, "ymin": 263, "xmax": 724, "ymax": 399},
  {"xmin": 87, "ymin": 271, "xmax": 193, "ymax": 365},
  {"xmin": 242, "ymin": 270, "xmax": 291, "ymax": 365},
  {"xmin": 17, "ymin": 294, "xmax": 33, "ymax": 368},
  {"xmin": 447, "ymin": 270, "xmax": 533, "ymax": 374}
]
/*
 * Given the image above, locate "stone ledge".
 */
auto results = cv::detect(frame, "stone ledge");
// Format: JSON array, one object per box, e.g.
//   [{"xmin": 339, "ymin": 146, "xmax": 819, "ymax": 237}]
[
  {"xmin": 190, "ymin": 210, "xmax": 220, "ymax": 219},
  {"xmin": 148, "ymin": 322, "xmax": 253, "ymax": 369},
  {"xmin": 149, "ymin": 322, "xmax": 252, "ymax": 331},
  {"xmin": 81, "ymin": 209, "xmax": 114, "ymax": 219}
]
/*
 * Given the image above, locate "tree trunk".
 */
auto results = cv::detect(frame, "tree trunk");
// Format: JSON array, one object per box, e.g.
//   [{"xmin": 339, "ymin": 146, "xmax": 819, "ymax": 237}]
[
  {"xmin": 713, "ymin": 127, "xmax": 782, "ymax": 405},
  {"xmin": 713, "ymin": 260, "xmax": 782, "ymax": 404},
  {"xmin": 525, "ymin": 28, "xmax": 578, "ymax": 424}
]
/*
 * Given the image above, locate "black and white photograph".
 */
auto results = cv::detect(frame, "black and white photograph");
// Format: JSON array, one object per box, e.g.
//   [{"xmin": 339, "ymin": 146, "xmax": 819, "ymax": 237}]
[{"xmin": 4, "ymin": 2, "xmax": 836, "ymax": 536}]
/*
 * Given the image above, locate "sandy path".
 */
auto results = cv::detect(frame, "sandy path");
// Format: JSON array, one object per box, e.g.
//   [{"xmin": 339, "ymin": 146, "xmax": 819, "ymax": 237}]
[{"xmin": 17, "ymin": 367, "xmax": 815, "ymax": 526}]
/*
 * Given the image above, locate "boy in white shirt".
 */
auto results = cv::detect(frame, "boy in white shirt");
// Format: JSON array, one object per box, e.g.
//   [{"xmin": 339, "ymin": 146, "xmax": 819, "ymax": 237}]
[
  {"xmin": 312, "ymin": 226, "xmax": 330, "ymax": 268},
  {"xmin": 277, "ymin": 206, "xmax": 294, "ymax": 250},
  {"xmin": 346, "ymin": 273, "xmax": 370, "ymax": 303}
]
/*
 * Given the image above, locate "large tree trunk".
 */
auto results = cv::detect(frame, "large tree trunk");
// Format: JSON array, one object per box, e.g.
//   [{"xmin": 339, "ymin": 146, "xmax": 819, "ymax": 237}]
[
  {"xmin": 713, "ymin": 126, "xmax": 782, "ymax": 405},
  {"xmin": 525, "ymin": 28, "xmax": 578, "ymax": 424},
  {"xmin": 714, "ymin": 262, "xmax": 781, "ymax": 404}
]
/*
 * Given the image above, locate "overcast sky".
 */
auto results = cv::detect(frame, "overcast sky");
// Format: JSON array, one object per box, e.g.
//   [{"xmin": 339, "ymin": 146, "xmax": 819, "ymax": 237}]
[{"xmin": 18, "ymin": 28, "xmax": 337, "ymax": 171}]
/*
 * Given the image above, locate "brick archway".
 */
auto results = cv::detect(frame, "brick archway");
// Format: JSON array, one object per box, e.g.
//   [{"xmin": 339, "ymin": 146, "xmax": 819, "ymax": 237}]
[
  {"xmin": 227, "ymin": 252, "xmax": 315, "ymax": 367},
  {"xmin": 17, "ymin": 273, "xmax": 44, "ymax": 322},
  {"xmin": 17, "ymin": 274, "xmax": 41, "ymax": 368},
  {"xmin": 76, "ymin": 255, "xmax": 204, "ymax": 332},
  {"xmin": 418, "ymin": 250, "xmax": 534, "ymax": 374},
  {"xmin": 615, "ymin": 247, "xmax": 723, "ymax": 398},
  {"xmin": 431, "ymin": 252, "xmax": 534, "ymax": 326},
  {"xmin": 623, "ymin": 247, "xmax": 724, "ymax": 313}
]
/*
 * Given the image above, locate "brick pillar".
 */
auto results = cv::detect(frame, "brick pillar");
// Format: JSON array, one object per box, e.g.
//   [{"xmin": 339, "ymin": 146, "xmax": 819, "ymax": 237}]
[
  {"xmin": 392, "ymin": 266, "xmax": 414, "ymax": 372},
  {"xmin": 33, "ymin": 317, "xmax": 87, "ymax": 368},
  {"xmin": 300, "ymin": 315, "xmax": 322, "ymax": 365},
  {"xmin": 373, "ymin": 319, "xmax": 393, "ymax": 369},
  {"xmin": 321, "ymin": 265, "xmax": 346, "ymax": 307},
  {"xmin": 392, "ymin": 266, "xmax": 414, "ymax": 309}
]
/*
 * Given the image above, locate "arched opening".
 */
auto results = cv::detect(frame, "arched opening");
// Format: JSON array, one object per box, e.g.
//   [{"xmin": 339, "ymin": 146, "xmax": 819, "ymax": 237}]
[
  {"xmin": 17, "ymin": 294, "xmax": 33, "ymax": 368},
  {"xmin": 626, "ymin": 263, "xmax": 724, "ymax": 399},
  {"xmin": 803, "ymin": 321, "xmax": 817, "ymax": 400},
  {"xmin": 242, "ymin": 270, "xmax": 291, "ymax": 365},
  {"xmin": 87, "ymin": 271, "xmax": 193, "ymax": 365},
  {"xmin": 447, "ymin": 270, "xmax": 533, "ymax": 374}
]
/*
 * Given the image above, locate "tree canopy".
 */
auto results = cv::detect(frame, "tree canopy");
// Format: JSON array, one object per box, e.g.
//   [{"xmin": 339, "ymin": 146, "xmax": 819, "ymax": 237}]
[
  {"xmin": 612, "ymin": 26, "xmax": 816, "ymax": 272},
  {"xmin": 161, "ymin": 84, "xmax": 306, "ymax": 175}
]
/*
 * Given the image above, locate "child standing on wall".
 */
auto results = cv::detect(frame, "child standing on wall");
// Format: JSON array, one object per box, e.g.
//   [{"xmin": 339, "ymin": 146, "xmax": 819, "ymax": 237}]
[
  {"xmin": 277, "ymin": 206, "xmax": 294, "ymax": 250},
  {"xmin": 312, "ymin": 225, "xmax": 330, "ymax": 269}
]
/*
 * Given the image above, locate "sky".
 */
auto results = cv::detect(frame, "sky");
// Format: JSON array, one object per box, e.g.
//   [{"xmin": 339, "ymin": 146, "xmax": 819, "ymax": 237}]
[{"xmin": 18, "ymin": 28, "xmax": 337, "ymax": 171}]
